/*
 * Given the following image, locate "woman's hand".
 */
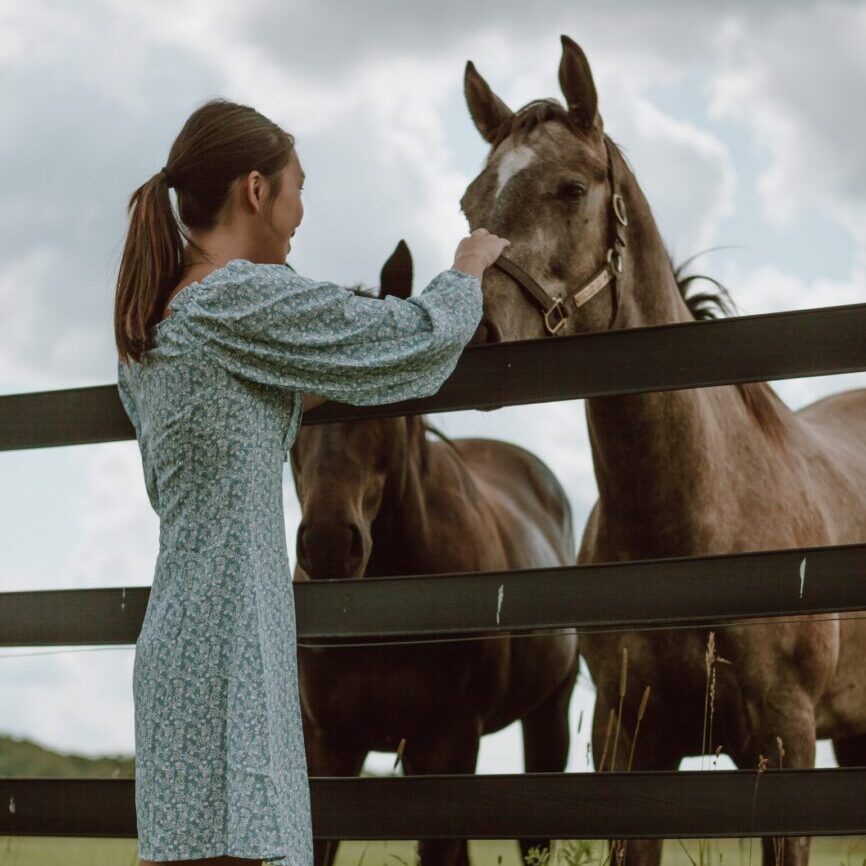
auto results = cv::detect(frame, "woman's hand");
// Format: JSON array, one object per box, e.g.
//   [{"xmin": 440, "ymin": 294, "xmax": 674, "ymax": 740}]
[{"xmin": 452, "ymin": 228, "xmax": 511, "ymax": 279}]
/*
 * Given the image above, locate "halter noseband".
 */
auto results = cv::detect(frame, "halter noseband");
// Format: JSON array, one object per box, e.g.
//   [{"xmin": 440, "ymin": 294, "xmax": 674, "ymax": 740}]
[{"xmin": 489, "ymin": 134, "xmax": 628, "ymax": 336}]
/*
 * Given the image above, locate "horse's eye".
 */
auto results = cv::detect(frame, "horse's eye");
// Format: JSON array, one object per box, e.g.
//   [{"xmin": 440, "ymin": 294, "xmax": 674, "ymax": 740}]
[{"xmin": 557, "ymin": 181, "xmax": 587, "ymax": 200}]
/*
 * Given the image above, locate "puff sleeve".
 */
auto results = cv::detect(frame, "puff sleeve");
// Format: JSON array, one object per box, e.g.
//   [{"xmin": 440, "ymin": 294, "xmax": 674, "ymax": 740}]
[{"xmin": 182, "ymin": 261, "xmax": 483, "ymax": 405}]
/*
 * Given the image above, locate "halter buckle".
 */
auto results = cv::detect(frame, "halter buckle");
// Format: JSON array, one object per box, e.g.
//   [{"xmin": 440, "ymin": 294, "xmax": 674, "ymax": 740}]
[
  {"xmin": 544, "ymin": 297, "xmax": 568, "ymax": 335},
  {"xmin": 607, "ymin": 247, "xmax": 624, "ymax": 275}
]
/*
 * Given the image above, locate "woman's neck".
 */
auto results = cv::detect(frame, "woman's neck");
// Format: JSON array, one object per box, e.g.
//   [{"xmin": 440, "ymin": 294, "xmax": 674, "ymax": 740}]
[{"xmin": 184, "ymin": 221, "xmax": 286, "ymax": 269}]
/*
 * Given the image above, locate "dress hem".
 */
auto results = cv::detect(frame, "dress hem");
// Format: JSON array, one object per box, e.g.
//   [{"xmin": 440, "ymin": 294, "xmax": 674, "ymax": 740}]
[{"xmin": 137, "ymin": 841, "xmax": 290, "ymax": 862}]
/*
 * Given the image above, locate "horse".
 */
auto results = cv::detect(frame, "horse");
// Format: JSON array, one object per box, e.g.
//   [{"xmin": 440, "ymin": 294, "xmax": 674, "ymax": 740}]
[
  {"xmin": 459, "ymin": 34, "xmax": 866, "ymax": 866},
  {"xmin": 290, "ymin": 240, "xmax": 580, "ymax": 866}
]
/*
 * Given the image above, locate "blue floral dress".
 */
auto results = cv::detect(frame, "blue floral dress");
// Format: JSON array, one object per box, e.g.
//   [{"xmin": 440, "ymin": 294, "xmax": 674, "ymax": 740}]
[{"xmin": 116, "ymin": 258, "xmax": 482, "ymax": 863}]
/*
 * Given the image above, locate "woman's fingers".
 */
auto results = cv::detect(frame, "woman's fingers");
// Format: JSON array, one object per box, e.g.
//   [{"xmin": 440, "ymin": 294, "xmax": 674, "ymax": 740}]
[{"xmin": 452, "ymin": 228, "xmax": 512, "ymax": 276}]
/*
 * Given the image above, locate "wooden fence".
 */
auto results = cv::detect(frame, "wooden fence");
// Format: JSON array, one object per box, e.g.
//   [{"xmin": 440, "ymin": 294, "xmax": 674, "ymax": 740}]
[{"xmin": 2, "ymin": 302, "xmax": 866, "ymax": 841}]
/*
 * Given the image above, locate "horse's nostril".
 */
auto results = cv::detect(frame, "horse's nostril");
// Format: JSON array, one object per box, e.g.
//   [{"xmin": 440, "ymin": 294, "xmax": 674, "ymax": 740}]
[
  {"xmin": 345, "ymin": 523, "xmax": 364, "ymax": 572},
  {"xmin": 296, "ymin": 522, "xmax": 312, "ymax": 574},
  {"xmin": 297, "ymin": 520, "xmax": 365, "ymax": 579}
]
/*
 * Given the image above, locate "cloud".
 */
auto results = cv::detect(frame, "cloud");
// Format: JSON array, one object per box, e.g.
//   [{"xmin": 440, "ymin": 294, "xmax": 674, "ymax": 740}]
[
  {"xmin": 0, "ymin": 645, "xmax": 135, "ymax": 757},
  {"xmin": 62, "ymin": 444, "xmax": 161, "ymax": 590},
  {"xmin": 0, "ymin": 0, "xmax": 228, "ymax": 391},
  {"xmin": 709, "ymin": 4, "xmax": 866, "ymax": 249},
  {"xmin": 0, "ymin": 248, "xmax": 56, "ymax": 387},
  {"xmin": 722, "ymin": 260, "xmax": 866, "ymax": 317}
]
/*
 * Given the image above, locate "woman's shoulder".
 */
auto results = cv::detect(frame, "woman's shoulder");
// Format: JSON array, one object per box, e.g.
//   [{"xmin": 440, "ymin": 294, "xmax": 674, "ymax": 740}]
[
  {"xmin": 178, "ymin": 259, "xmax": 350, "ymax": 338},
  {"xmin": 179, "ymin": 259, "xmax": 300, "ymax": 317},
  {"xmin": 185, "ymin": 259, "xmax": 323, "ymax": 308}
]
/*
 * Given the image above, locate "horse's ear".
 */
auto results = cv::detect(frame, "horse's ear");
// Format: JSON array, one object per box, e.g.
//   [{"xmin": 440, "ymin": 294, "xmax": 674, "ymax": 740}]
[
  {"xmin": 380, "ymin": 239, "xmax": 413, "ymax": 300},
  {"xmin": 558, "ymin": 35, "xmax": 600, "ymax": 132},
  {"xmin": 464, "ymin": 60, "xmax": 513, "ymax": 145}
]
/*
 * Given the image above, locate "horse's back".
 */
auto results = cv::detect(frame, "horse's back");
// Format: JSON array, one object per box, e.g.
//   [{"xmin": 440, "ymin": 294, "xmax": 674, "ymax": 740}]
[
  {"xmin": 796, "ymin": 386, "xmax": 866, "ymax": 471},
  {"xmin": 446, "ymin": 437, "xmax": 575, "ymax": 568},
  {"xmin": 796, "ymin": 386, "xmax": 866, "ymax": 539},
  {"xmin": 797, "ymin": 386, "xmax": 866, "ymax": 435}
]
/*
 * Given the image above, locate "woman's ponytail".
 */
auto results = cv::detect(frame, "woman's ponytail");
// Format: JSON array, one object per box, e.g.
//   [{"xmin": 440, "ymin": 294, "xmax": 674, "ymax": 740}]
[
  {"xmin": 114, "ymin": 98, "xmax": 295, "ymax": 364},
  {"xmin": 114, "ymin": 167, "xmax": 185, "ymax": 363}
]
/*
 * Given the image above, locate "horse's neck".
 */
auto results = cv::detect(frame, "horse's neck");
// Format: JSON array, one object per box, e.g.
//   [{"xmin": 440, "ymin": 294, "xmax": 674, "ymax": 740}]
[
  {"xmin": 585, "ymin": 168, "xmax": 793, "ymax": 554},
  {"xmin": 368, "ymin": 422, "xmax": 481, "ymax": 575},
  {"xmin": 367, "ymin": 420, "xmax": 437, "ymax": 574},
  {"xmin": 608, "ymin": 164, "xmax": 694, "ymax": 331}
]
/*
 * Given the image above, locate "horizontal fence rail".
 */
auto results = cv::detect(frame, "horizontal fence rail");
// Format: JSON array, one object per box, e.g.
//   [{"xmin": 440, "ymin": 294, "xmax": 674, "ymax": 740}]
[
  {"xmin": 2, "ymin": 770, "xmax": 866, "ymax": 839},
  {"xmin": 3, "ymin": 302, "xmax": 866, "ymax": 450},
  {"xmin": 4, "ymin": 303, "xmax": 866, "ymax": 846},
  {"xmin": 1, "ymin": 542, "xmax": 865, "ymax": 647}
]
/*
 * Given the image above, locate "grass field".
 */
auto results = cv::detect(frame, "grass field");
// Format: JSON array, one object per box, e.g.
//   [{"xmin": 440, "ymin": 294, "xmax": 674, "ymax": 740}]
[{"xmin": 1, "ymin": 835, "xmax": 863, "ymax": 866}]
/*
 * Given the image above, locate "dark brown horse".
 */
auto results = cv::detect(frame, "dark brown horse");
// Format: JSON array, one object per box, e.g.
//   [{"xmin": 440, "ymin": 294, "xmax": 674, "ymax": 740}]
[
  {"xmin": 290, "ymin": 241, "xmax": 580, "ymax": 866},
  {"xmin": 460, "ymin": 35, "xmax": 866, "ymax": 866}
]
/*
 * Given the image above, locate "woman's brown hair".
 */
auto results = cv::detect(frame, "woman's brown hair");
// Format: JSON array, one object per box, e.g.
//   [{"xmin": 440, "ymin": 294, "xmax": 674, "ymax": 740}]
[{"xmin": 114, "ymin": 98, "xmax": 295, "ymax": 363}]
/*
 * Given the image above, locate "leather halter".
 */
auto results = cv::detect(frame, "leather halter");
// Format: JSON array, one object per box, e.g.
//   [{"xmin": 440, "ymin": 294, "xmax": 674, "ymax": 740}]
[{"xmin": 489, "ymin": 134, "xmax": 628, "ymax": 336}]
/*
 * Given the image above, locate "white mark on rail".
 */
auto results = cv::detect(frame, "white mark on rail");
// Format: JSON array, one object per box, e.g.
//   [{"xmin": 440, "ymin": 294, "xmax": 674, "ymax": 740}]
[
  {"xmin": 8, "ymin": 796, "xmax": 15, "ymax": 814},
  {"xmin": 799, "ymin": 556, "xmax": 807, "ymax": 598},
  {"xmin": 496, "ymin": 584, "xmax": 504, "ymax": 625}
]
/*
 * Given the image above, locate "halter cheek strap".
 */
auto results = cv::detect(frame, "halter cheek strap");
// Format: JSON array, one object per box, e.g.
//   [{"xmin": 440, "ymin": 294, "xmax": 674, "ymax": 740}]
[{"xmin": 489, "ymin": 133, "xmax": 628, "ymax": 336}]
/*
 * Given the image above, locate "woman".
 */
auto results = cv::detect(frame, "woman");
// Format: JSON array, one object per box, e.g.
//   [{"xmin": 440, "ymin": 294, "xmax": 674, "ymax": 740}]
[{"xmin": 114, "ymin": 98, "xmax": 509, "ymax": 866}]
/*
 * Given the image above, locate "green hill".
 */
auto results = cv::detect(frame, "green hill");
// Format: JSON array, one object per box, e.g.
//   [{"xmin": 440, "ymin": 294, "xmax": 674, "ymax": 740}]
[
  {"xmin": 0, "ymin": 732, "xmax": 394, "ymax": 779},
  {"xmin": 0, "ymin": 732, "xmax": 135, "ymax": 778}
]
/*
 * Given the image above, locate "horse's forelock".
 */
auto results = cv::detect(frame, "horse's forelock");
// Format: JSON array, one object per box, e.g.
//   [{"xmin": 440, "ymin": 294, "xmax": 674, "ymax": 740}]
[
  {"xmin": 484, "ymin": 103, "xmax": 613, "ymax": 199},
  {"xmin": 490, "ymin": 98, "xmax": 595, "ymax": 151}
]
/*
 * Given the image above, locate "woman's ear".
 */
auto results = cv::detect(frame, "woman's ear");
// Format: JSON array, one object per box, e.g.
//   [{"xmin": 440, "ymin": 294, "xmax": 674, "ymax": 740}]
[{"xmin": 242, "ymin": 170, "xmax": 265, "ymax": 214}]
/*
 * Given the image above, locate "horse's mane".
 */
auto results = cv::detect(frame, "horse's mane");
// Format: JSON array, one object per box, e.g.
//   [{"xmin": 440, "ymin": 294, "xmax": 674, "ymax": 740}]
[
  {"xmin": 422, "ymin": 419, "xmax": 461, "ymax": 455},
  {"xmin": 671, "ymin": 250, "xmax": 789, "ymax": 442}
]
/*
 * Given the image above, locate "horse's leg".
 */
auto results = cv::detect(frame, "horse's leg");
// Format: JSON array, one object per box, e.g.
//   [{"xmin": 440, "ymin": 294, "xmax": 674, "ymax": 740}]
[
  {"xmin": 832, "ymin": 733, "xmax": 866, "ymax": 766},
  {"xmin": 729, "ymin": 686, "xmax": 817, "ymax": 866},
  {"xmin": 402, "ymin": 717, "xmax": 483, "ymax": 866},
  {"xmin": 519, "ymin": 665, "xmax": 578, "ymax": 866},
  {"xmin": 303, "ymin": 721, "xmax": 368, "ymax": 866},
  {"xmin": 591, "ymin": 693, "xmax": 681, "ymax": 866}
]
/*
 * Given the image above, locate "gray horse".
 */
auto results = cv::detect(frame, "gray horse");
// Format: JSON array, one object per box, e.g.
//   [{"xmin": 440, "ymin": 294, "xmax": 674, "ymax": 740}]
[{"xmin": 461, "ymin": 33, "xmax": 866, "ymax": 866}]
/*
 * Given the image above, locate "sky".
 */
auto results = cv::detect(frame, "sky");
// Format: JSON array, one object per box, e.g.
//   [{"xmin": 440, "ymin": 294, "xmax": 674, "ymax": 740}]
[{"xmin": 1, "ymin": 0, "xmax": 865, "ymax": 779}]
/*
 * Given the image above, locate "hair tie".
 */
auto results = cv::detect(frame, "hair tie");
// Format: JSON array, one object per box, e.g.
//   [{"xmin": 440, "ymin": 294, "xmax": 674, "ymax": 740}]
[{"xmin": 160, "ymin": 166, "xmax": 174, "ymax": 188}]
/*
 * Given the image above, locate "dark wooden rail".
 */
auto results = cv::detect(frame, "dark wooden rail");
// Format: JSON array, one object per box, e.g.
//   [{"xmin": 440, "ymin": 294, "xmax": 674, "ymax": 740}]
[
  {"xmin": 1, "ymin": 542, "xmax": 864, "ymax": 647},
  {"xmin": 3, "ymin": 303, "xmax": 866, "ymax": 451},
  {"xmin": 2, "ymin": 770, "xmax": 866, "ymax": 839}
]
